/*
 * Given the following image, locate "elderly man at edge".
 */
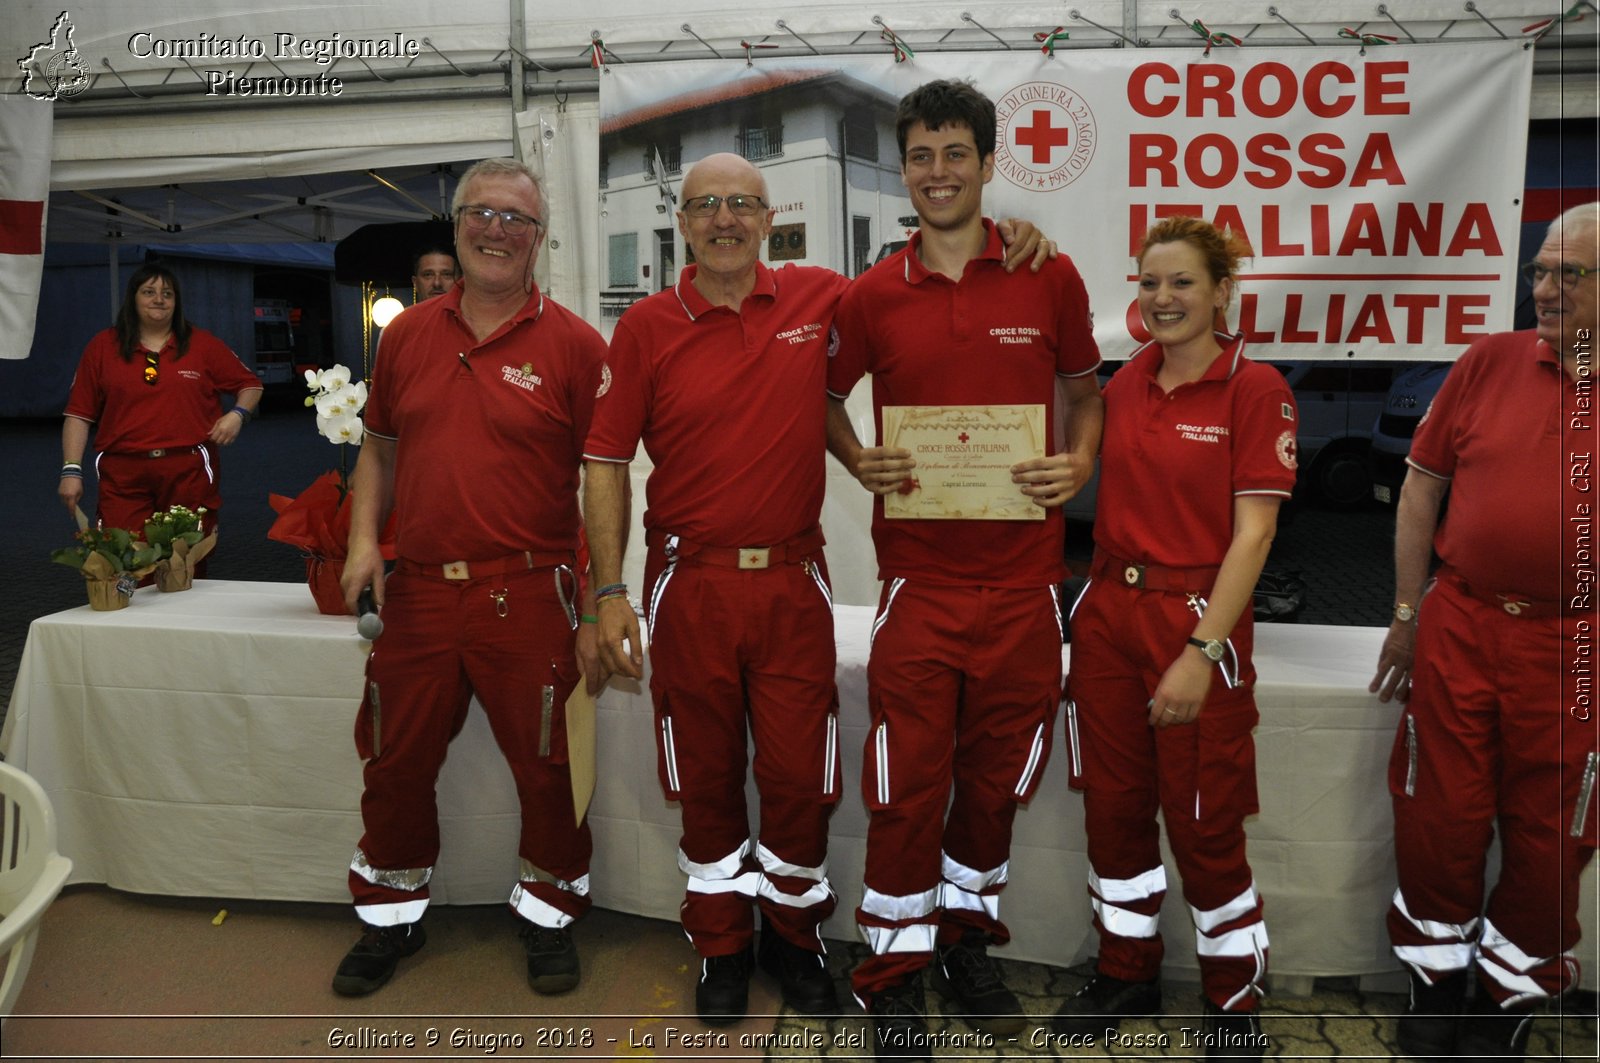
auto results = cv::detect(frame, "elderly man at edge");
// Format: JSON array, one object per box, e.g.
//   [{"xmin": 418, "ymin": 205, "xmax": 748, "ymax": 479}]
[{"xmin": 1369, "ymin": 201, "xmax": 1600, "ymax": 1062}]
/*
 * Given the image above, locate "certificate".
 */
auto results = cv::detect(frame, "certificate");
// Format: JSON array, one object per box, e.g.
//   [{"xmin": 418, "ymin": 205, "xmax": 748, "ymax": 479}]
[{"xmin": 882, "ymin": 404, "xmax": 1046, "ymax": 521}]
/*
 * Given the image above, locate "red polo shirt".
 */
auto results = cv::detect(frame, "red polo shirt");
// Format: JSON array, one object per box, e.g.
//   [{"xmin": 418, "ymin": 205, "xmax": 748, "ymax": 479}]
[
  {"xmin": 65, "ymin": 327, "xmax": 259, "ymax": 452},
  {"xmin": 364, "ymin": 285, "xmax": 606, "ymax": 564},
  {"xmin": 585, "ymin": 262, "xmax": 848, "ymax": 546},
  {"xmin": 1094, "ymin": 335, "xmax": 1299, "ymax": 569},
  {"xmin": 1408, "ymin": 330, "xmax": 1577, "ymax": 600},
  {"xmin": 826, "ymin": 220, "xmax": 1101, "ymax": 587}
]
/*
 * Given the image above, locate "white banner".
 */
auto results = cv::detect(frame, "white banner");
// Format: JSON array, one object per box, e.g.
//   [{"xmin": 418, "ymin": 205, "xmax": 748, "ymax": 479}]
[
  {"xmin": 0, "ymin": 96, "xmax": 52, "ymax": 361},
  {"xmin": 599, "ymin": 43, "xmax": 1533, "ymax": 361}
]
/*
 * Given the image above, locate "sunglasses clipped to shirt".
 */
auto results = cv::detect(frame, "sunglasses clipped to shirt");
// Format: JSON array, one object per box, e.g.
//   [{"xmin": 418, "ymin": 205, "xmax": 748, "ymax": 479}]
[
  {"xmin": 143, "ymin": 349, "xmax": 159, "ymax": 386},
  {"xmin": 681, "ymin": 194, "xmax": 768, "ymax": 218}
]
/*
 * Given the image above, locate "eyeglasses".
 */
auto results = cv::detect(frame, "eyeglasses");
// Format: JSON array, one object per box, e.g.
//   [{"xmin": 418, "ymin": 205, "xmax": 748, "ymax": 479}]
[
  {"xmin": 143, "ymin": 349, "xmax": 159, "ymax": 386},
  {"xmin": 1520, "ymin": 261, "xmax": 1597, "ymax": 290},
  {"xmin": 681, "ymin": 194, "xmax": 767, "ymax": 218},
  {"xmin": 456, "ymin": 206, "xmax": 541, "ymax": 236}
]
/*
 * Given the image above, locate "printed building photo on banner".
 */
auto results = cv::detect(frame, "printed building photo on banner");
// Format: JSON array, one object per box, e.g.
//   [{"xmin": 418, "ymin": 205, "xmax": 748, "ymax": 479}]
[{"xmin": 599, "ymin": 45, "xmax": 1533, "ymax": 362}]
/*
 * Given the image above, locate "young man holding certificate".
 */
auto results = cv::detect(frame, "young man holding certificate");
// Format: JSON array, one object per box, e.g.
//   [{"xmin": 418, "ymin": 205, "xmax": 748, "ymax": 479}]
[{"xmin": 825, "ymin": 79, "xmax": 1104, "ymax": 1059}]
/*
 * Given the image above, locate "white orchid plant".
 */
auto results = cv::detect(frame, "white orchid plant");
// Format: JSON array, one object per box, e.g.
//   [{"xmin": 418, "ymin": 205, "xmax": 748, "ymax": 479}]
[{"xmin": 304, "ymin": 365, "xmax": 368, "ymax": 445}]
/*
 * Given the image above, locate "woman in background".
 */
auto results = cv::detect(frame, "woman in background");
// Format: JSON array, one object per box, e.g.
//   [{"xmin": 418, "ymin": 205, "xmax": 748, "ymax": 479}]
[{"xmin": 58, "ymin": 262, "xmax": 261, "ymax": 555}]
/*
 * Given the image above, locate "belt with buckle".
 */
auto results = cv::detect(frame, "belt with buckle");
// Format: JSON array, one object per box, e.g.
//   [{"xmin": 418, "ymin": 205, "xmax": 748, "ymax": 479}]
[
  {"xmin": 397, "ymin": 549, "xmax": 574, "ymax": 581},
  {"xmin": 646, "ymin": 526, "xmax": 826, "ymax": 570},
  {"xmin": 111, "ymin": 446, "xmax": 196, "ymax": 459},
  {"xmin": 1440, "ymin": 570, "xmax": 1558, "ymax": 619},
  {"xmin": 1092, "ymin": 552, "xmax": 1220, "ymax": 593}
]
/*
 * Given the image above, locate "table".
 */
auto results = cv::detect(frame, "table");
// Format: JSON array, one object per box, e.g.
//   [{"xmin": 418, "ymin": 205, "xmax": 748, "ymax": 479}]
[{"xmin": 4, "ymin": 581, "xmax": 1593, "ymax": 990}]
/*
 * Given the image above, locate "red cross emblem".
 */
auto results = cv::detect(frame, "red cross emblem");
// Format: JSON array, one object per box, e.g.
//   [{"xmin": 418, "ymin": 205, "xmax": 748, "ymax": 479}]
[
  {"xmin": 958, "ymin": 432, "xmax": 970, "ymax": 443},
  {"xmin": 1014, "ymin": 109, "xmax": 1073, "ymax": 164}
]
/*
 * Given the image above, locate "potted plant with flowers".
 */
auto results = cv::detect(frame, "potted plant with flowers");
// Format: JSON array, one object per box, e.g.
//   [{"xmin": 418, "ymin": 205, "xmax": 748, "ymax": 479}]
[
  {"xmin": 144, "ymin": 504, "xmax": 217, "ymax": 592},
  {"xmin": 268, "ymin": 366, "xmax": 396, "ymax": 613},
  {"xmin": 52, "ymin": 519, "xmax": 161, "ymax": 610}
]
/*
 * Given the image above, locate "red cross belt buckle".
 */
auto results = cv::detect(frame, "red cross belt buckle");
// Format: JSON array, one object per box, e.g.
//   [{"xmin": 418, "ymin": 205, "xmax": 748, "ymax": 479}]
[
  {"xmin": 443, "ymin": 561, "xmax": 470, "ymax": 580},
  {"xmin": 1123, "ymin": 564, "xmax": 1144, "ymax": 588},
  {"xmin": 1498, "ymin": 596, "xmax": 1529, "ymax": 616},
  {"xmin": 738, "ymin": 548, "xmax": 771, "ymax": 570}
]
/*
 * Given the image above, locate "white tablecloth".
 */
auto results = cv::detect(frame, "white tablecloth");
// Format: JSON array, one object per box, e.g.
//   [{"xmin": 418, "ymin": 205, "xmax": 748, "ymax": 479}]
[{"xmin": 3, "ymin": 581, "xmax": 1592, "ymax": 988}]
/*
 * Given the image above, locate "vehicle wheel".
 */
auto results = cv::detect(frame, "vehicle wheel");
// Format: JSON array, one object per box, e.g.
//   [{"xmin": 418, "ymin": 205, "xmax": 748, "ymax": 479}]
[{"xmin": 1311, "ymin": 444, "xmax": 1372, "ymax": 510}]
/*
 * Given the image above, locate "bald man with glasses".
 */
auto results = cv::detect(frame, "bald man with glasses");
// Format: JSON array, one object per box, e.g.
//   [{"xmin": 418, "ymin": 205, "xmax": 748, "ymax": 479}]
[{"xmin": 583, "ymin": 152, "xmax": 1052, "ymax": 1026}]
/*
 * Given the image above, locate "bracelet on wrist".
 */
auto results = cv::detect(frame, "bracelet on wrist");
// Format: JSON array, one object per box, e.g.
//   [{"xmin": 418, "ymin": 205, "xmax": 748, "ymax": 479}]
[
  {"xmin": 580, "ymin": 614, "xmax": 599, "ymax": 624},
  {"xmin": 60, "ymin": 467, "xmax": 83, "ymax": 479},
  {"xmin": 231, "ymin": 407, "xmax": 252, "ymax": 424},
  {"xmin": 595, "ymin": 582, "xmax": 628, "ymax": 599}
]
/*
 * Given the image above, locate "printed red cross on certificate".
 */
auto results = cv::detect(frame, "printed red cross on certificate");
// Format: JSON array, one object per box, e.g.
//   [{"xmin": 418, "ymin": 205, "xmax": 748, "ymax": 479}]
[
  {"xmin": 1014, "ymin": 109, "xmax": 1072, "ymax": 164},
  {"xmin": 958, "ymin": 432, "xmax": 970, "ymax": 443}
]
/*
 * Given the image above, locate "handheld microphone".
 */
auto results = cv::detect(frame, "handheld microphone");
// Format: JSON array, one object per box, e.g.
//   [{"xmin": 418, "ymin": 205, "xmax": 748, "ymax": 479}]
[{"xmin": 356, "ymin": 587, "xmax": 384, "ymax": 640}]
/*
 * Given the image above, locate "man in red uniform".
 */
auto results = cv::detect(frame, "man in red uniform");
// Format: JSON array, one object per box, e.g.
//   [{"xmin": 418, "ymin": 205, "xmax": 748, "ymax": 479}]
[
  {"xmin": 825, "ymin": 80, "xmax": 1103, "ymax": 1059},
  {"xmin": 1370, "ymin": 201, "xmax": 1599, "ymax": 1061},
  {"xmin": 585, "ymin": 152, "xmax": 1050, "ymax": 1027},
  {"xmin": 585, "ymin": 152, "xmax": 847, "ymax": 1025},
  {"xmin": 331, "ymin": 157, "xmax": 607, "ymax": 998}
]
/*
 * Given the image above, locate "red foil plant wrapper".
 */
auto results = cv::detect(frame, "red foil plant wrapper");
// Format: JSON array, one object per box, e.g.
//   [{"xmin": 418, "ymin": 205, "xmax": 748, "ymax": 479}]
[{"xmin": 268, "ymin": 470, "xmax": 397, "ymax": 614}]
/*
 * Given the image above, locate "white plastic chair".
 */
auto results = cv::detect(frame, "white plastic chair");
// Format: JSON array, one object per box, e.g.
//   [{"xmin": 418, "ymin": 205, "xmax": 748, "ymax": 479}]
[{"xmin": 0, "ymin": 759, "xmax": 72, "ymax": 1020}]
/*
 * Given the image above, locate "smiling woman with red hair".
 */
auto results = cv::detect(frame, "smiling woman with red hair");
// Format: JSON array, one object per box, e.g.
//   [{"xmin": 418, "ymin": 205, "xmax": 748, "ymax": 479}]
[{"xmin": 1054, "ymin": 216, "xmax": 1297, "ymax": 1059}]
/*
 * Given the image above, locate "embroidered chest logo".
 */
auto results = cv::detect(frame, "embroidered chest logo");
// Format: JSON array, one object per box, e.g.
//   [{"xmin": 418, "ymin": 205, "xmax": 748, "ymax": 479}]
[
  {"xmin": 178, "ymin": 369, "xmax": 203, "ymax": 381},
  {"xmin": 775, "ymin": 322, "xmax": 824, "ymax": 346},
  {"xmin": 501, "ymin": 362, "xmax": 543, "ymax": 392},
  {"xmin": 1175, "ymin": 423, "xmax": 1228, "ymax": 444},
  {"xmin": 990, "ymin": 326, "xmax": 1042, "ymax": 346}
]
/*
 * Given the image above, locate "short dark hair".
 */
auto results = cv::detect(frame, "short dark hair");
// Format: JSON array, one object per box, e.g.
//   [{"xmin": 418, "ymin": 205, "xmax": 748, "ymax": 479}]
[
  {"xmin": 411, "ymin": 245, "xmax": 457, "ymax": 275},
  {"xmin": 895, "ymin": 79, "xmax": 996, "ymax": 163},
  {"xmin": 116, "ymin": 263, "xmax": 192, "ymax": 361}
]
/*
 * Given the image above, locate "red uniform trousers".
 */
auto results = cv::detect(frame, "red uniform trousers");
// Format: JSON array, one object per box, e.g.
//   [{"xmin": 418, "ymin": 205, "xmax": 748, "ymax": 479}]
[
  {"xmin": 1066, "ymin": 577, "xmax": 1268, "ymax": 1012},
  {"xmin": 644, "ymin": 536, "xmax": 841, "ymax": 958},
  {"xmin": 1387, "ymin": 571, "xmax": 1597, "ymax": 1006},
  {"xmin": 96, "ymin": 445, "xmax": 221, "ymax": 574},
  {"xmin": 852, "ymin": 580, "xmax": 1060, "ymax": 1004},
  {"xmin": 348, "ymin": 561, "xmax": 593, "ymax": 930}
]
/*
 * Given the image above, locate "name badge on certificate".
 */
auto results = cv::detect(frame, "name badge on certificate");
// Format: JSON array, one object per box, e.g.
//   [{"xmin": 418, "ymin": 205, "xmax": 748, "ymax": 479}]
[{"xmin": 882, "ymin": 404, "xmax": 1047, "ymax": 521}]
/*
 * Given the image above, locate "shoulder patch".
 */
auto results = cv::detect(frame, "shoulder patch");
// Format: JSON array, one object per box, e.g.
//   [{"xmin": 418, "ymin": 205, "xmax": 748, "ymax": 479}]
[{"xmin": 1276, "ymin": 430, "xmax": 1298, "ymax": 470}]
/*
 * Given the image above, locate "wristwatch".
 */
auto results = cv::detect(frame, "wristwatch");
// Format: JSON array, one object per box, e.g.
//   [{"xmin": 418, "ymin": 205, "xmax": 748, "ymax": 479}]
[
  {"xmin": 1393, "ymin": 602, "xmax": 1416, "ymax": 623},
  {"xmin": 1186, "ymin": 636, "xmax": 1225, "ymax": 662}
]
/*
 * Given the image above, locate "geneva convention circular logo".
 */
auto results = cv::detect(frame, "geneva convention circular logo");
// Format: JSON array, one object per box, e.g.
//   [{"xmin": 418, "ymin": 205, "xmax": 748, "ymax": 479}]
[{"xmin": 993, "ymin": 82, "xmax": 1098, "ymax": 193}]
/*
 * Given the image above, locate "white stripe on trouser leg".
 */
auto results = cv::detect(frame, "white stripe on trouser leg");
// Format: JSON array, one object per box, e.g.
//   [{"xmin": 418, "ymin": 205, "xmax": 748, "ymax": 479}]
[
  {"xmin": 823, "ymin": 714, "xmax": 837, "ymax": 796},
  {"xmin": 1391, "ymin": 888, "xmax": 1480, "ymax": 975},
  {"xmin": 660, "ymin": 716, "xmax": 681, "ymax": 793},
  {"xmin": 1089, "ymin": 865, "xmax": 1166, "ymax": 940},
  {"xmin": 198, "ymin": 444, "xmax": 215, "ymax": 483},
  {"xmin": 1049, "ymin": 583, "xmax": 1064, "ymax": 642},
  {"xmin": 1191, "ymin": 882, "xmax": 1261, "ymax": 933},
  {"xmin": 1477, "ymin": 917, "xmax": 1569, "ymax": 1006},
  {"xmin": 1194, "ymin": 920, "xmax": 1268, "ymax": 1011},
  {"xmin": 1012, "ymin": 723, "xmax": 1046, "ymax": 798},
  {"xmin": 870, "ymin": 578, "xmax": 906, "ymax": 649},
  {"xmin": 755, "ymin": 842, "xmax": 835, "ymax": 909},
  {"xmin": 350, "ymin": 849, "xmax": 432, "ymax": 926},
  {"xmin": 874, "ymin": 722, "xmax": 890, "ymax": 805},
  {"xmin": 860, "ymin": 886, "xmax": 938, "ymax": 957},
  {"xmin": 510, "ymin": 866, "xmax": 590, "ymax": 928},
  {"xmin": 681, "ymin": 841, "xmax": 761, "ymax": 899},
  {"xmin": 938, "ymin": 852, "xmax": 1007, "ymax": 921}
]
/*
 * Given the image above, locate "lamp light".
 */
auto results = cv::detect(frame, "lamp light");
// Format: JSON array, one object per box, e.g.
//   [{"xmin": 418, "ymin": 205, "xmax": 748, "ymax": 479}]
[{"xmin": 370, "ymin": 295, "xmax": 405, "ymax": 328}]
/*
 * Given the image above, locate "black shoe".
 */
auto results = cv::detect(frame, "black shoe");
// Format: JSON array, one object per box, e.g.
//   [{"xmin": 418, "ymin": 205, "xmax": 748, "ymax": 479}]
[
  {"xmin": 520, "ymin": 923, "xmax": 580, "ymax": 995},
  {"xmin": 696, "ymin": 944, "xmax": 754, "ymax": 1026},
  {"xmin": 1050, "ymin": 971, "xmax": 1162, "ymax": 1037},
  {"xmin": 1396, "ymin": 968, "xmax": 1468, "ymax": 1060},
  {"xmin": 1203, "ymin": 1000, "xmax": 1265, "ymax": 1060},
  {"xmin": 331, "ymin": 922, "xmax": 426, "ymax": 996},
  {"xmin": 1457, "ymin": 991, "xmax": 1535, "ymax": 1063},
  {"xmin": 757, "ymin": 928, "xmax": 839, "ymax": 1015},
  {"xmin": 871, "ymin": 975, "xmax": 931, "ymax": 1062},
  {"xmin": 931, "ymin": 930, "xmax": 1026, "ymax": 1035}
]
